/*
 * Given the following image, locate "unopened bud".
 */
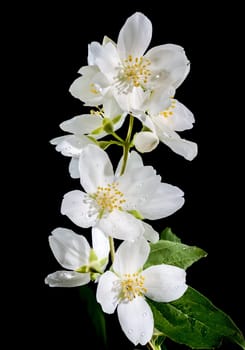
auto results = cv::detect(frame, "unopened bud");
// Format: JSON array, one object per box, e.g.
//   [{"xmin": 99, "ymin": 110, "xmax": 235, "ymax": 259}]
[{"xmin": 134, "ymin": 131, "xmax": 159, "ymax": 153}]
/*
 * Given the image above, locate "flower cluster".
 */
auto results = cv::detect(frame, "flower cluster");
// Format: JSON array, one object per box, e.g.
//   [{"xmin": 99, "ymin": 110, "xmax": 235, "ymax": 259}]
[{"xmin": 46, "ymin": 12, "xmax": 245, "ymax": 350}]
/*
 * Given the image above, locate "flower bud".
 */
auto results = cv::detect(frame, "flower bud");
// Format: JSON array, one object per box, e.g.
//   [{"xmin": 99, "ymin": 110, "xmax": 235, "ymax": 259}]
[{"xmin": 134, "ymin": 131, "xmax": 159, "ymax": 153}]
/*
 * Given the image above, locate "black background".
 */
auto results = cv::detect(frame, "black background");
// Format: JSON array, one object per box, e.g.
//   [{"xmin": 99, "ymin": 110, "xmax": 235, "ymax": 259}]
[{"xmin": 15, "ymin": 1, "xmax": 245, "ymax": 349}]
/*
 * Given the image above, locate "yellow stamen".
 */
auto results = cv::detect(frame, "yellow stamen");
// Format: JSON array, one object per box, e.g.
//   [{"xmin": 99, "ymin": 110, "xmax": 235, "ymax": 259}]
[
  {"xmin": 92, "ymin": 182, "xmax": 126, "ymax": 214},
  {"xmin": 160, "ymin": 98, "xmax": 177, "ymax": 118},
  {"xmin": 121, "ymin": 273, "xmax": 147, "ymax": 301},
  {"xmin": 89, "ymin": 83, "xmax": 99, "ymax": 94},
  {"xmin": 117, "ymin": 55, "xmax": 151, "ymax": 89}
]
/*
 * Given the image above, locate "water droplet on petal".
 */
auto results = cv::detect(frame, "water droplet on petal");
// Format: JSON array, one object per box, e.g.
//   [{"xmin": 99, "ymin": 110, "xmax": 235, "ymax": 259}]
[
  {"xmin": 142, "ymin": 312, "xmax": 147, "ymax": 318},
  {"xmin": 140, "ymin": 332, "xmax": 145, "ymax": 337},
  {"xmin": 128, "ymin": 329, "xmax": 133, "ymax": 334}
]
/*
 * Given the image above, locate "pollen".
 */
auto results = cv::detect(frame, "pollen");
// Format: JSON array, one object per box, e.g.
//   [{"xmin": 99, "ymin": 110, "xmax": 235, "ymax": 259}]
[
  {"xmin": 92, "ymin": 182, "xmax": 126, "ymax": 213},
  {"xmin": 89, "ymin": 83, "xmax": 99, "ymax": 94},
  {"xmin": 115, "ymin": 55, "xmax": 151, "ymax": 92},
  {"xmin": 121, "ymin": 273, "xmax": 147, "ymax": 301},
  {"xmin": 90, "ymin": 107, "xmax": 104, "ymax": 117},
  {"xmin": 160, "ymin": 99, "xmax": 177, "ymax": 118}
]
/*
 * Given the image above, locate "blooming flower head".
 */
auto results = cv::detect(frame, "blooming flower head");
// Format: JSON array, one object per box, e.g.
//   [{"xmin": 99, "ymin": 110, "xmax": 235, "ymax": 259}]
[
  {"xmin": 96, "ymin": 237, "xmax": 187, "ymax": 345},
  {"xmin": 70, "ymin": 12, "xmax": 190, "ymax": 114},
  {"xmin": 134, "ymin": 99, "xmax": 197, "ymax": 160},
  {"xmin": 61, "ymin": 144, "xmax": 184, "ymax": 241},
  {"xmin": 45, "ymin": 227, "xmax": 109, "ymax": 287}
]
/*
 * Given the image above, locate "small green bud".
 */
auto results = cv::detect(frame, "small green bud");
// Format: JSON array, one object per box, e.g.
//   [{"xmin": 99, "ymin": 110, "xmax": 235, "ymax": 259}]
[{"xmin": 103, "ymin": 118, "xmax": 114, "ymax": 133}]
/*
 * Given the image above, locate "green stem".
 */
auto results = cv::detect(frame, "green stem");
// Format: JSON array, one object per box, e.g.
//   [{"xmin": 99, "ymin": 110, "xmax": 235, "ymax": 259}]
[
  {"xmin": 120, "ymin": 115, "xmax": 134, "ymax": 176},
  {"xmin": 146, "ymin": 341, "xmax": 155, "ymax": 350},
  {"xmin": 109, "ymin": 116, "xmax": 134, "ymax": 263},
  {"xmin": 109, "ymin": 236, "xmax": 115, "ymax": 263},
  {"xmin": 102, "ymin": 140, "xmax": 123, "ymax": 150},
  {"xmin": 110, "ymin": 131, "xmax": 124, "ymax": 143}
]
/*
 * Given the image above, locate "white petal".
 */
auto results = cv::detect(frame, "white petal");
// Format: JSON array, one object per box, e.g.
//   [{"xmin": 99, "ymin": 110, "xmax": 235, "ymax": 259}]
[
  {"xmin": 102, "ymin": 35, "xmax": 116, "ymax": 46},
  {"xmin": 49, "ymin": 228, "xmax": 90, "ymax": 270},
  {"xmin": 116, "ymin": 152, "xmax": 157, "ymax": 187},
  {"xmin": 69, "ymin": 66, "xmax": 106, "ymax": 105},
  {"xmin": 88, "ymin": 42, "xmax": 102, "ymax": 66},
  {"xmin": 146, "ymin": 86, "xmax": 174, "ymax": 115},
  {"xmin": 142, "ymin": 222, "xmax": 159, "ymax": 243},
  {"xmin": 60, "ymin": 115, "xmax": 103, "ymax": 134},
  {"xmin": 93, "ymin": 42, "xmax": 120, "ymax": 82},
  {"xmin": 134, "ymin": 131, "xmax": 159, "ymax": 153},
  {"xmin": 98, "ymin": 210, "xmax": 144, "ymax": 241},
  {"xmin": 103, "ymin": 97, "xmax": 123, "ymax": 118},
  {"xmin": 163, "ymin": 137, "xmax": 197, "ymax": 161},
  {"xmin": 132, "ymin": 111, "xmax": 156, "ymax": 132},
  {"xmin": 113, "ymin": 86, "xmax": 148, "ymax": 112},
  {"xmin": 117, "ymin": 297, "xmax": 153, "ymax": 346},
  {"xmin": 143, "ymin": 265, "xmax": 187, "ymax": 302},
  {"xmin": 113, "ymin": 237, "xmax": 150, "ymax": 275},
  {"xmin": 92, "ymin": 227, "xmax": 110, "ymax": 261},
  {"xmin": 96, "ymin": 271, "xmax": 120, "ymax": 313},
  {"xmin": 51, "ymin": 135, "xmax": 92, "ymax": 157},
  {"xmin": 50, "ymin": 135, "xmax": 67, "ymax": 146},
  {"xmin": 61, "ymin": 190, "xmax": 97, "ymax": 228},
  {"xmin": 69, "ymin": 157, "xmax": 80, "ymax": 179},
  {"xmin": 145, "ymin": 44, "xmax": 190, "ymax": 89},
  {"xmin": 79, "ymin": 144, "xmax": 114, "ymax": 194},
  {"xmin": 113, "ymin": 112, "xmax": 127, "ymax": 132},
  {"xmin": 117, "ymin": 165, "xmax": 161, "ymax": 211},
  {"xmin": 117, "ymin": 12, "xmax": 152, "ymax": 59},
  {"xmin": 157, "ymin": 127, "xmax": 197, "ymax": 161},
  {"xmin": 115, "ymin": 150, "xmax": 143, "ymax": 176},
  {"xmin": 139, "ymin": 183, "xmax": 184, "ymax": 220},
  {"xmin": 102, "ymin": 97, "xmax": 127, "ymax": 133},
  {"xmin": 45, "ymin": 271, "xmax": 90, "ymax": 287},
  {"xmin": 166, "ymin": 100, "xmax": 195, "ymax": 131}
]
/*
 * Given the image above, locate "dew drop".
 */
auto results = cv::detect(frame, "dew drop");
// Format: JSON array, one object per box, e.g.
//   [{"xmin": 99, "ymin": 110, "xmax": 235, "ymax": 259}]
[
  {"xmin": 140, "ymin": 332, "xmax": 145, "ymax": 337},
  {"xmin": 142, "ymin": 312, "xmax": 147, "ymax": 318},
  {"xmin": 128, "ymin": 329, "xmax": 133, "ymax": 334}
]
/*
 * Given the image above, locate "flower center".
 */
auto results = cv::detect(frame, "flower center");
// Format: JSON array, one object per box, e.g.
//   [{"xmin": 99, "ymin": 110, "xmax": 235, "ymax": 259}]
[
  {"xmin": 121, "ymin": 273, "xmax": 147, "ymax": 301},
  {"xmin": 92, "ymin": 182, "xmax": 126, "ymax": 215},
  {"xmin": 89, "ymin": 83, "xmax": 100, "ymax": 94},
  {"xmin": 115, "ymin": 55, "xmax": 151, "ymax": 92},
  {"xmin": 160, "ymin": 99, "xmax": 176, "ymax": 118}
]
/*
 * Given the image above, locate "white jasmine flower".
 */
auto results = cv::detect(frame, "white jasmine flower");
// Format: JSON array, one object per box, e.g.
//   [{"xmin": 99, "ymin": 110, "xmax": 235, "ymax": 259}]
[
  {"xmin": 45, "ymin": 227, "xmax": 109, "ymax": 287},
  {"xmin": 134, "ymin": 99, "xmax": 197, "ymax": 160},
  {"xmin": 96, "ymin": 237, "xmax": 187, "ymax": 346},
  {"xmin": 61, "ymin": 144, "xmax": 184, "ymax": 241},
  {"xmin": 70, "ymin": 12, "xmax": 189, "ymax": 113}
]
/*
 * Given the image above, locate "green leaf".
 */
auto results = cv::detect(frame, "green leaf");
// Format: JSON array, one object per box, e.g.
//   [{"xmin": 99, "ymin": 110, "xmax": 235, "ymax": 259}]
[
  {"xmin": 148, "ymin": 287, "xmax": 245, "ymax": 349},
  {"xmin": 79, "ymin": 286, "xmax": 107, "ymax": 346},
  {"xmin": 160, "ymin": 227, "xmax": 181, "ymax": 242},
  {"xmin": 144, "ymin": 240, "xmax": 207, "ymax": 270}
]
